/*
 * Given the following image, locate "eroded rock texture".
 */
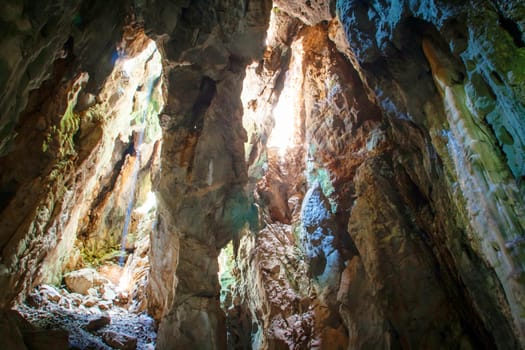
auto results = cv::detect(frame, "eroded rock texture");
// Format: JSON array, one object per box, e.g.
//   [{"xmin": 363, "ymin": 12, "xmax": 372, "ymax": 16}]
[
  {"xmin": 140, "ymin": 1, "xmax": 272, "ymax": 349},
  {"xmin": 0, "ymin": 0, "xmax": 141, "ymax": 307},
  {"xmin": 334, "ymin": 1, "xmax": 525, "ymax": 348},
  {"xmin": 0, "ymin": 0, "xmax": 524, "ymax": 349},
  {"xmin": 222, "ymin": 1, "xmax": 525, "ymax": 349}
]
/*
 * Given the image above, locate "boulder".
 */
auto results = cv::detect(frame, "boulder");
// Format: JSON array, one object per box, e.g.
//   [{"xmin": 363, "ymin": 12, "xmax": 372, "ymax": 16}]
[
  {"xmin": 86, "ymin": 314, "xmax": 111, "ymax": 331},
  {"xmin": 101, "ymin": 284, "xmax": 117, "ymax": 301},
  {"xmin": 69, "ymin": 293, "xmax": 83, "ymax": 306},
  {"xmin": 39, "ymin": 285, "xmax": 62, "ymax": 303},
  {"xmin": 64, "ymin": 268, "xmax": 107, "ymax": 295},
  {"xmin": 101, "ymin": 331, "xmax": 137, "ymax": 350},
  {"xmin": 98, "ymin": 301, "xmax": 113, "ymax": 310}
]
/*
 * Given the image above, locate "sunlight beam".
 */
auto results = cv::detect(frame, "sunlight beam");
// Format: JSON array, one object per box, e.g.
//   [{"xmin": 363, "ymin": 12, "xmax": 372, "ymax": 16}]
[{"xmin": 267, "ymin": 38, "xmax": 304, "ymax": 157}]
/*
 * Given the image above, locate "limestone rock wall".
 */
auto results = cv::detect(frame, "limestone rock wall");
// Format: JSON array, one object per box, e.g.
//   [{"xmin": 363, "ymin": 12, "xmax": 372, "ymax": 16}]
[
  {"xmin": 0, "ymin": 0, "xmax": 159, "ymax": 309},
  {"xmin": 0, "ymin": 1, "xmax": 524, "ymax": 349},
  {"xmin": 334, "ymin": 0, "xmax": 525, "ymax": 347},
  {"xmin": 140, "ymin": 1, "xmax": 272, "ymax": 348},
  {"xmin": 0, "ymin": 0, "xmax": 130, "ymax": 157},
  {"xmin": 223, "ymin": 1, "xmax": 525, "ymax": 349},
  {"xmin": 73, "ymin": 41, "xmax": 163, "ymax": 273}
]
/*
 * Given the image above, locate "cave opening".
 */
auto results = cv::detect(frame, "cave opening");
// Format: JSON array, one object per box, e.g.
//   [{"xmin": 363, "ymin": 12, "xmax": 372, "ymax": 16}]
[
  {"xmin": 1, "ymin": 1, "xmax": 525, "ymax": 350},
  {"xmin": 12, "ymin": 32, "xmax": 164, "ymax": 349},
  {"xmin": 217, "ymin": 7, "xmax": 355, "ymax": 349}
]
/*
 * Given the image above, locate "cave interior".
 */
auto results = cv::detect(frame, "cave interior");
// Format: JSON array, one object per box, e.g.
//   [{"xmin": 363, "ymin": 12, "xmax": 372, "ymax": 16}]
[{"xmin": 1, "ymin": 0, "xmax": 525, "ymax": 349}]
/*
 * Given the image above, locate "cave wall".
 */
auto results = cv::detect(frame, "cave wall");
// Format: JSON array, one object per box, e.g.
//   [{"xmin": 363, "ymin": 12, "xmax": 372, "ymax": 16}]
[
  {"xmin": 223, "ymin": 1, "xmax": 525, "ymax": 349},
  {"xmin": 0, "ymin": 0, "xmax": 130, "ymax": 157},
  {"xmin": 0, "ymin": 0, "xmax": 138, "ymax": 307},
  {"xmin": 139, "ymin": 1, "xmax": 273, "ymax": 348},
  {"xmin": 0, "ymin": 0, "xmax": 163, "ymax": 312},
  {"xmin": 0, "ymin": 0, "xmax": 524, "ymax": 349},
  {"xmin": 334, "ymin": 1, "xmax": 525, "ymax": 347}
]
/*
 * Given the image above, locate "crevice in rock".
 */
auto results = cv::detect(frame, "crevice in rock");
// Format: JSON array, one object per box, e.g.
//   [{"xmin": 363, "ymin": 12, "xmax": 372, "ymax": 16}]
[
  {"xmin": 1, "ymin": 1, "xmax": 525, "ymax": 349},
  {"xmin": 498, "ymin": 14, "xmax": 525, "ymax": 48},
  {"xmin": 78, "ymin": 137, "xmax": 134, "ymax": 243},
  {"xmin": 0, "ymin": 180, "xmax": 18, "ymax": 213},
  {"xmin": 1, "ymin": 25, "xmax": 164, "ymax": 348},
  {"xmin": 191, "ymin": 76, "xmax": 216, "ymax": 131}
]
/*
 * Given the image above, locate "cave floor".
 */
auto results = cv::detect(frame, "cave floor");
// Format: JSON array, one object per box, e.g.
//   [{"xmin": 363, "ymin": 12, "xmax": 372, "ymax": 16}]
[{"xmin": 15, "ymin": 285, "xmax": 156, "ymax": 349}]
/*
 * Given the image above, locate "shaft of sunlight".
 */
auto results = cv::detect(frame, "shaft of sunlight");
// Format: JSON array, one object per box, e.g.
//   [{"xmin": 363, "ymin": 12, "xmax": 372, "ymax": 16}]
[{"xmin": 267, "ymin": 38, "xmax": 304, "ymax": 157}]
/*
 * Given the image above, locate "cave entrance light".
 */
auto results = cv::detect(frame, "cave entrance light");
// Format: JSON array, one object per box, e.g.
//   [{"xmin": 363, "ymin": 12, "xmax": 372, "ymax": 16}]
[
  {"xmin": 218, "ymin": 241, "xmax": 236, "ymax": 311},
  {"xmin": 267, "ymin": 37, "xmax": 304, "ymax": 158},
  {"xmin": 117, "ymin": 41, "xmax": 162, "ymax": 267},
  {"xmin": 74, "ymin": 36, "xmax": 163, "ymax": 297},
  {"xmin": 119, "ymin": 40, "xmax": 160, "ymax": 78},
  {"xmin": 240, "ymin": 8, "xmax": 305, "ymax": 163}
]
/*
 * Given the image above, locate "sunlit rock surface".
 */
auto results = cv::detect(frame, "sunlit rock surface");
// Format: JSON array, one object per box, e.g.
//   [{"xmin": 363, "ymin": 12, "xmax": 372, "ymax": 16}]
[
  {"xmin": 0, "ymin": 0, "xmax": 524, "ymax": 349},
  {"xmin": 0, "ymin": 19, "xmax": 162, "ymax": 308},
  {"xmin": 334, "ymin": 0, "xmax": 525, "ymax": 347},
  {"xmin": 224, "ymin": 1, "xmax": 525, "ymax": 349},
  {"xmin": 0, "ymin": 0, "xmax": 129, "ymax": 157},
  {"xmin": 140, "ymin": 1, "xmax": 272, "ymax": 349}
]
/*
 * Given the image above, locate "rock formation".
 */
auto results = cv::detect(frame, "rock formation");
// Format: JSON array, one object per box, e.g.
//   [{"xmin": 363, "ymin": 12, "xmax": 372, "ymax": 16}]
[{"xmin": 0, "ymin": 0, "xmax": 525, "ymax": 349}]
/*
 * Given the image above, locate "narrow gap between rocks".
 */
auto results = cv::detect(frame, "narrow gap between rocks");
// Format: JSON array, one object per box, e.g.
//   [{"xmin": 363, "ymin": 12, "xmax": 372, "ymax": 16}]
[{"xmin": 14, "ymin": 35, "xmax": 164, "ymax": 350}]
